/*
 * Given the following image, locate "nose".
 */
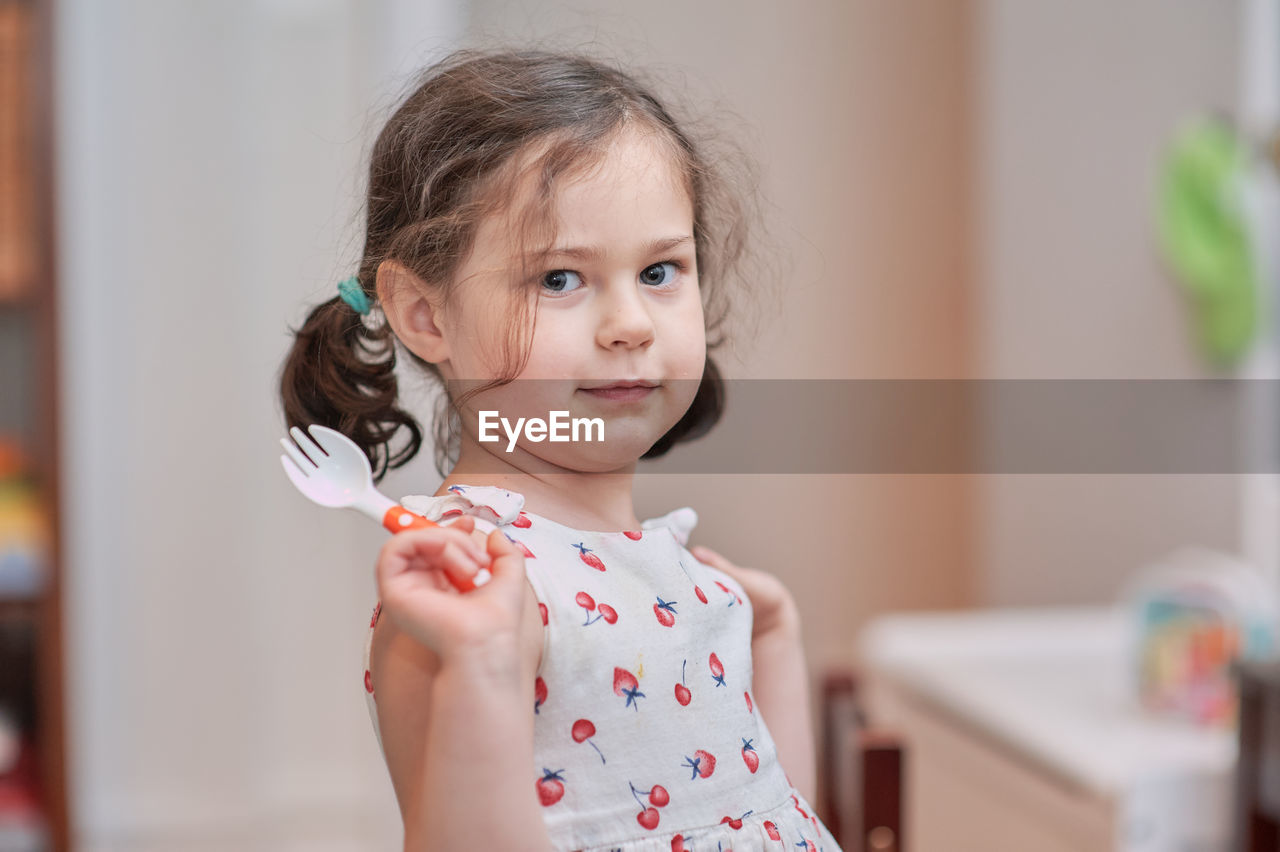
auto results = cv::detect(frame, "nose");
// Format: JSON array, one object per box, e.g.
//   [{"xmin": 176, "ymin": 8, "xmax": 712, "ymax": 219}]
[{"xmin": 595, "ymin": 278, "xmax": 656, "ymax": 351}]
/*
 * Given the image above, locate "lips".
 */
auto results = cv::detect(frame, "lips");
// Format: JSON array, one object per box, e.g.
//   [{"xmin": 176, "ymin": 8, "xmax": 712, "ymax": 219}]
[
  {"xmin": 579, "ymin": 380, "xmax": 661, "ymax": 390},
  {"xmin": 578, "ymin": 381, "xmax": 660, "ymax": 402}
]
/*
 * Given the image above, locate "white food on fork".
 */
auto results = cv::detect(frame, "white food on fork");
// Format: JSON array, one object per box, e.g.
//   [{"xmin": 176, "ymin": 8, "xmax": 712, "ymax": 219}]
[{"xmin": 279, "ymin": 424, "xmax": 492, "ymax": 588}]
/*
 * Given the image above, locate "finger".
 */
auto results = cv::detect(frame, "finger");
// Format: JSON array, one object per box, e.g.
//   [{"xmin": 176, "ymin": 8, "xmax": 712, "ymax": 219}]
[
  {"xmin": 397, "ymin": 539, "xmax": 484, "ymax": 597},
  {"xmin": 434, "ymin": 538, "xmax": 490, "ymax": 591},
  {"xmin": 443, "ymin": 513, "xmax": 475, "ymax": 533},
  {"xmin": 381, "ymin": 525, "xmax": 477, "ymax": 567},
  {"xmin": 480, "ymin": 529, "xmax": 526, "ymax": 588},
  {"xmin": 691, "ymin": 544, "xmax": 735, "ymax": 570},
  {"xmin": 437, "ymin": 515, "xmax": 490, "ymax": 566},
  {"xmin": 690, "ymin": 545, "xmax": 759, "ymax": 592},
  {"xmin": 378, "ymin": 528, "xmax": 487, "ymax": 590}
]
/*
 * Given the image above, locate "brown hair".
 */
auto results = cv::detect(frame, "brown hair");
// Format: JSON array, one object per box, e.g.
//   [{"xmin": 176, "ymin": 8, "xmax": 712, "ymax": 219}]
[{"xmin": 279, "ymin": 47, "xmax": 769, "ymax": 481}]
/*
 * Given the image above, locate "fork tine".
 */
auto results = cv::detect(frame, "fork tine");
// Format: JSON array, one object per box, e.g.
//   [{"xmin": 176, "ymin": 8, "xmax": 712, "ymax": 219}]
[
  {"xmin": 290, "ymin": 426, "xmax": 328, "ymax": 462},
  {"xmin": 280, "ymin": 436, "xmax": 316, "ymax": 470},
  {"xmin": 307, "ymin": 424, "xmax": 341, "ymax": 455},
  {"xmin": 280, "ymin": 454, "xmax": 311, "ymax": 488}
]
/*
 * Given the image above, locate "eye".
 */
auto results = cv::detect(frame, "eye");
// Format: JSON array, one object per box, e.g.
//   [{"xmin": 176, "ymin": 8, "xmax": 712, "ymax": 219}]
[
  {"xmin": 542, "ymin": 269, "xmax": 583, "ymax": 294},
  {"xmin": 639, "ymin": 261, "xmax": 682, "ymax": 288}
]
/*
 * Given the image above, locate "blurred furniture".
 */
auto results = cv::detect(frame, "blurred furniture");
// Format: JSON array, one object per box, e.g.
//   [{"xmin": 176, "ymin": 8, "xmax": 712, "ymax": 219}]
[
  {"xmin": 0, "ymin": 0, "xmax": 64, "ymax": 849},
  {"xmin": 856, "ymin": 605, "xmax": 1237, "ymax": 852},
  {"xmin": 1233, "ymin": 659, "xmax": 1280, "ymax": 851},
  {"xmin": 819, "ymin": 668, "xmax": 905, "ymax": 852}
]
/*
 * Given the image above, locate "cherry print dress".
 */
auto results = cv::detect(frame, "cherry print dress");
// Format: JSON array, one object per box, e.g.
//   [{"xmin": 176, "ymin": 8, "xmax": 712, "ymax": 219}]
[{"xmin": 362, "ymin": 484, "xmax": 843, "ymax": 852}]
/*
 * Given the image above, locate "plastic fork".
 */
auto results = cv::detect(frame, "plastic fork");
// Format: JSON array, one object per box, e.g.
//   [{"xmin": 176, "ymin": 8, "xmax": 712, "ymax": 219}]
[{"xmin": 279, "ymin": 424, "xmax": 490, "ymax": 591}]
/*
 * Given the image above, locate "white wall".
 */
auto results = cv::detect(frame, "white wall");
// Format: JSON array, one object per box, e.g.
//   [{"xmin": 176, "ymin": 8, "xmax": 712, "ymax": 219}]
[
  {"xmin": 973, "ymin": 0, "xmax": 1246, "ymax": 605},
  {"xmin": 55, "ymin": 1, "xmax": 463, "ymax": 848}
]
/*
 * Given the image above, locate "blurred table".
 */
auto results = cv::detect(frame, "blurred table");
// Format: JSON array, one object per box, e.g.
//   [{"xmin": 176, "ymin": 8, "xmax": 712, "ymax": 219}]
[{"xmin": 856, "ymin": 605, "xmax": 1237, "ymax": 852}]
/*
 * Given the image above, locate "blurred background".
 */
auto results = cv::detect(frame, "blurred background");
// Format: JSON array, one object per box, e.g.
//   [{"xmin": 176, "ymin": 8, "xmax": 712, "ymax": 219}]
[{"xmin": 0, "ymin": 0, "xmax": 1277, "ymax": 850}]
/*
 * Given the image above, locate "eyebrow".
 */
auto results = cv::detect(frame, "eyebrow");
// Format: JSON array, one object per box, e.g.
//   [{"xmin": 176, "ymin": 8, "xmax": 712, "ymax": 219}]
[{"xmin": 541, "ymin": 235, "xmax": 694, "ymax": 262}]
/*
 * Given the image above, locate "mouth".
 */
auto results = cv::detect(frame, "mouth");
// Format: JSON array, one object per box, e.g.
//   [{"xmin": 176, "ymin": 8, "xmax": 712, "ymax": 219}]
[{"xmin": 577, "ymin": 380, "xmax": 661, "ymax": 402}]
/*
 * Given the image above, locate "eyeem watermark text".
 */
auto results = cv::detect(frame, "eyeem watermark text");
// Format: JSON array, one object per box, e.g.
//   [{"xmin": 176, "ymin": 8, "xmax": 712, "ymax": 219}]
[{"xmin": 478, "ymin": 410, "xmax": 605, "ymax": 453}]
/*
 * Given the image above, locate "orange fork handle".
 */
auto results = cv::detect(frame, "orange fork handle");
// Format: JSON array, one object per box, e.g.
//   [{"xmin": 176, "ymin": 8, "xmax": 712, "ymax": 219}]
[
  {"xmin": 382, "ymin": 505, "xmax": 441, "ymax": 533},
  {"xmin": 380, "ymin": 505, "xmax": 479, "ymax": 593}
]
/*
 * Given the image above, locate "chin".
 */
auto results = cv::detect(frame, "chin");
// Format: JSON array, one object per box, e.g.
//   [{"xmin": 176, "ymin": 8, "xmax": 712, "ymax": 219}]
[{"xmin": 532, "ymin": 434, "xmax": 663, "ymax": 473}]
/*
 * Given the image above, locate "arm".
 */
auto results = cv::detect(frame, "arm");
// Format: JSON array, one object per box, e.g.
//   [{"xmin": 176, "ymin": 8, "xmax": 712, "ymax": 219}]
[
  {"xmin": 690, "ymin": 545, "xmax": 818, "ymax": 804},
  {"xmin": 372, "ymin": 620, "xmax": 551, "ymax": 851},
  {"xmin": 371, "ymin": 519, "xmax": 553, "ymax": 852},
  {"xmin": 747, "ymin": 600, "xmax": 817, "ymax": 803}
]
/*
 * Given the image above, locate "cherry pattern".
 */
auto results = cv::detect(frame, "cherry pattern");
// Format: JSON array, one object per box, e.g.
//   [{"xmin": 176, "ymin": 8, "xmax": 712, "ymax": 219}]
[
  {"xmin": 681, "ymin": 749, "xmax": 716, "ymax": 780},
  {"xmin": 534, "ymin": 676, "xmax": 547, "ymax": 714},
  {"xmin": 653, "ymin": 596, "xmax": 678, "ymax": 627},
  {"xmin": 613, "ymin": 667, "xmax": 645, "ymax": 710},
  {"xmin": 573, "ymin": 541, "xmax": 606, "ymax": 571},
  {"xmin": 720, "ymin": 809, "xmax": 755, "ymax": 830},
  {"xmin": 359, "ymin": 485, "xmax": 841, "ymax": 851},
  {"xmin": 674, "ymin": 659, "xmax": 692, "ymax": 706},
  {"xmin": 715, "ymin": 579, "xmax": 743, "ymax": 606},
  {"xmin": 505, "ymin": 531, "xmax": 535, "ymax": 559},
  {"xmin": 536, "ymin": 768, "xmax": 566, "ymax": 806},
  {"xmin": 629, "ymin": 781, "xmax": 669, "ymax": 830},
  {"xmin": 677, "ymin": 560, "xmax": 709, "ymax": 605},
  {"xmin": 576, "ymin": 591, "xmax": 619, "ymax": 626},
  {"xmin": 709, "ymin": 652, "xmax": 727, "ymax": 688},
  {"xmin": 572, "ymin": 718, "xmax": 606, "ymax": 764}
]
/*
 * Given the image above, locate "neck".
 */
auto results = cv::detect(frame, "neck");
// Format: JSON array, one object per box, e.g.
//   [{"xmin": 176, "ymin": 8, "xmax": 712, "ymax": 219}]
[{"xmin": 439, "ymin": 430, "xmax": 642, "ymax": 532}]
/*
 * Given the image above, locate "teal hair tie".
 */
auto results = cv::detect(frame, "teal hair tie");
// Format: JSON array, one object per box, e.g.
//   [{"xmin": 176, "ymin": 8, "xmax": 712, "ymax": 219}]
[{"xmin": 337, "ymin": 275, "xmax": 372, "ymax": 315}]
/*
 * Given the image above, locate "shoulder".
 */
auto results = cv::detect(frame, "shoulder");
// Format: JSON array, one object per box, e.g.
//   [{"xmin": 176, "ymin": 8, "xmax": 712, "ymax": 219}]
[
  {"xmin": 402, "ymin": 484, "xmax": 526, "ymax": 528},
  {"xmin": 641, "ymin": 505, "xmax": 698, "ymax": 543}
]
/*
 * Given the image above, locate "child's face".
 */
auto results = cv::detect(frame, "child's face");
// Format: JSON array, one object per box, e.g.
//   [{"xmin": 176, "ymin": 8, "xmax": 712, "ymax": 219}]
[{"xmin": 440, "ymin": 127, "xmax": 707, "ymax": 472}]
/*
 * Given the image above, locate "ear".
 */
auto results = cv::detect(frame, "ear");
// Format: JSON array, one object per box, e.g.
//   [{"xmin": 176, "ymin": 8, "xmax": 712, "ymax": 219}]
[{"xmin": 376, "ymin": 260, "xmax": 450, "ymax": 364}]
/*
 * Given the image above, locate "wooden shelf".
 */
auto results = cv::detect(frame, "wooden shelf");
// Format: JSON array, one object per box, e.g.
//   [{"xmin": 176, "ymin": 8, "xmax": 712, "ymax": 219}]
[
  {"xmin": 0, "ymin": 597, "xmax": 44, "ymax": 616},
  {"xmin": 0, "ymin": 292, "xmax": 38, "ymax": 311},
  {"xmin": 0, "ymin": 0, "xmax": 66, "ymax": 848}
]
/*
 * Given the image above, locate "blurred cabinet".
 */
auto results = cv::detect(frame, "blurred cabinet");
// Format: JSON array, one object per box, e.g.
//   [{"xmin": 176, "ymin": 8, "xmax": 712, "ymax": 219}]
[
  {"xmin": 0, "ymin": 0, "xmax": 66, "ymax": 850},
  {"xmin": 857, "ymin": 606, "xmax": 1237, "ymax": 852}
]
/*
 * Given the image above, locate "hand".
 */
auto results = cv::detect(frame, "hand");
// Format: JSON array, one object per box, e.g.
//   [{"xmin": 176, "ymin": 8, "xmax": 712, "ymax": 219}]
[
  {"xmin": 376, "ymin": 515, "xmax": 531, "ymax": 674},
  {"xmin": 689, "ymin": 544, "xmax": 799, "ymax": 638}
]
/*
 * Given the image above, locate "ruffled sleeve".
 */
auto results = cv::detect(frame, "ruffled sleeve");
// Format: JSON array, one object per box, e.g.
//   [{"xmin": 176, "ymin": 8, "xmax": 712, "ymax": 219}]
[
  {"xmin": 640, "ymin": 506, "xmax": 698, "ymax": 545},
  {"xmin": 400, "ymin": 484, "xmax": 526, "ymax": 534}
]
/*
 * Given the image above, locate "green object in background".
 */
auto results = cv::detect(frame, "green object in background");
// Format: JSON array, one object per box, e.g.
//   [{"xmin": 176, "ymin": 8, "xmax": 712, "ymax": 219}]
[{"xmin": 1156, "ymin": 118, "xmax": 1258, "ymax": 369}]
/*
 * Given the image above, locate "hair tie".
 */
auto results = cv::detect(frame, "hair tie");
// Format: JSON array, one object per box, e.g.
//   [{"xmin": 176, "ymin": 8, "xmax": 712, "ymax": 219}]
[{"xmin": 337, "ymin": 275, "xmax": 372, "ymax": 315}]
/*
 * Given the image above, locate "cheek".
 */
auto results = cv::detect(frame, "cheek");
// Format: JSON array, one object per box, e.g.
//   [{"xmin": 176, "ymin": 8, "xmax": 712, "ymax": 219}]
[
  {"xmin": 665, "ymin": 299, "xmax": 707, "ymax": 378},
  {"xmin": 520, "ymin": 319, "xmax": 584, "ymax": 379}
]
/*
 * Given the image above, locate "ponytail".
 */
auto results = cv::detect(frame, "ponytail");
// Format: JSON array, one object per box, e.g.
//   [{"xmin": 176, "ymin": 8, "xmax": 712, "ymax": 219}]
[{"xmin": 279, "ymin": 293, "xmax": 422, "ymax": 483}]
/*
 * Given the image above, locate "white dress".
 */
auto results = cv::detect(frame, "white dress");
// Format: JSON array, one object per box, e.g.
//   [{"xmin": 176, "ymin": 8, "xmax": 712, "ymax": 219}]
[{"xmin": 362, "ymin": 484, "xmax": 843, "ymax": 852}]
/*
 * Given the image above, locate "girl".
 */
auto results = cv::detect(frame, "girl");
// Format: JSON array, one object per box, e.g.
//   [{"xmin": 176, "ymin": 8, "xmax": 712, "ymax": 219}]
[{"xmin": 280, "ymin": 48, "xmax": 841, "ymax": 852}]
